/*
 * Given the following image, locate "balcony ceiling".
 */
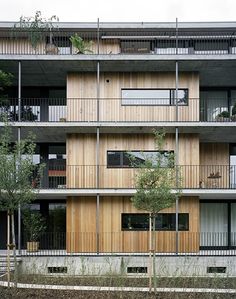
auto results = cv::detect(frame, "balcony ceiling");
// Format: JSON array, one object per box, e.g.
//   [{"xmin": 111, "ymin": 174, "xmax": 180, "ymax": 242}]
[
  {"xmin": 2, "ymin": 123, "xmax": 236, "ymax": 143},
  {"xmin": 1, "ymin": 56, "xmax": 236, "ymax": 87}
]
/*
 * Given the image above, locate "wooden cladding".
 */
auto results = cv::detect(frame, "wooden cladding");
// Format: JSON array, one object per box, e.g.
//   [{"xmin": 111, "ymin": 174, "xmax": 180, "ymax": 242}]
[
  {"xmin": 66, "ymin": 133, "xmax": 199, "ymax": 189},
  {"xmin": 66, "ymin": 196, "xmax": 199, "ymax": 253},
  {"xmin": 200, "ymin": 143, "xmax": 229, "ymax": 188},
  {"xmin": 66, "ymin": 72, "xmax": 199, "ymax": 122}
]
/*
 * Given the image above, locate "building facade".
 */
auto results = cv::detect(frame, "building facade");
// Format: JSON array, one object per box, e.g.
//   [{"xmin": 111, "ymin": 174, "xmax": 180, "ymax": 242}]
[{"xmin": 0, "ymin": 21, "xmax": 236, "ymax": 255}]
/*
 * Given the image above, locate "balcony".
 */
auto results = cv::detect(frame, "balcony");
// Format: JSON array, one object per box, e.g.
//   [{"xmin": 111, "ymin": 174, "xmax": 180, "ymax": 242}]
[
  {"xmin": 39, "ymin": 165, "xmax": 236, "ymax": 190},
  {"xmin": 19, "ymin": 231, "xmax": 236, "ymax": 255},
  {"xmin": 1, "ymin": 29, "xmax": 236, "ymax": 56},
  {"xmin": 2, "ymin": 97, "xmax": 236, "ymax": 123}
]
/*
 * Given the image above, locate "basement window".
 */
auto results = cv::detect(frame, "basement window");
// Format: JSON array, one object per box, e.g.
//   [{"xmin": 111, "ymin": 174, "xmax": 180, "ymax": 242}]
[
  {"xmin": 207, "ymin": 267, "xmax": 226, "ymax": 274},
  {"xmin": 127, "ymin": 267, "xmax": 148, "ymax": 274},
  {"xmin": 48, "ymin": 267, "xmax": 68, "ymax": 274}
]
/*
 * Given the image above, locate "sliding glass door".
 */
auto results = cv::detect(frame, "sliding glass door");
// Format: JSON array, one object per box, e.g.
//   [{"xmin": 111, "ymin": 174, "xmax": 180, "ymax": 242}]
[
  {"xmin": 200, "ymin": 202, "xmax": 236, "ymax": 248},
  {"xmin": 200, "ymin": 203, "xmax": 228, "ymax": 247}
]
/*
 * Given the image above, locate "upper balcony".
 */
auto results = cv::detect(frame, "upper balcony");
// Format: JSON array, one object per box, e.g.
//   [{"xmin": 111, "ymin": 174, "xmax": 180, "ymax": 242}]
[
  {"xmin": 1, "ymin": 27, "xmax": 236, "ymax": 57},
  {"xmin": 2, "ymin": 97, "xmax": 236, "ymax": 123}
]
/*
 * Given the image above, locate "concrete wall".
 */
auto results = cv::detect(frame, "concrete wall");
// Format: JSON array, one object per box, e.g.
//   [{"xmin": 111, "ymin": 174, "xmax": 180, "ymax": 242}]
[{"xmin": 19, "ymin": 255, "xmax": 236, "ymax": 277}]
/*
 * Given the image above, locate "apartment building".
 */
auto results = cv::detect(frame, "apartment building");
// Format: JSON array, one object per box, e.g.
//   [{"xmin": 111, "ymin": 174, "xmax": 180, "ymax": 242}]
[{"xmin": 0, "ymin": 21, "xmax": 236, "ymax": 255}]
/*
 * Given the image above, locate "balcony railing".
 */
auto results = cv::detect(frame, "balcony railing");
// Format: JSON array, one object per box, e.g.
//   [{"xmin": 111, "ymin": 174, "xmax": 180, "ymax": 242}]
[
  {"xmin": 1, "ymin": 29, "xmax": 236, "ymax": 55},
  {"xmin": 40, "ymin": 164, "xmax": 236, "ymax": 189},
  {"xmin": 20, "ymin": 231, "xmax": 236, "ymax": 255},
  {"xmin": 1, "ymin": 98, "xmax": 236, "ymax": 123}
]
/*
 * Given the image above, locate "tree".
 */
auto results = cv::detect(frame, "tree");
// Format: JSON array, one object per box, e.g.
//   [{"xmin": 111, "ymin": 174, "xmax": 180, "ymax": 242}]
[
  {"xmin": 0, "ymin": 123, "xmax": 43, "ymax": 287},
  {"xmin": 0, "ymin": 70, "xmax": 13, "ymax": 121},
  {"xmin": 131, "ymin": 129, "xmax": 182, "ymax": 292},
  {"xmin": 13, "ymin": 11, "xmax": 59, "ymax": 53}
]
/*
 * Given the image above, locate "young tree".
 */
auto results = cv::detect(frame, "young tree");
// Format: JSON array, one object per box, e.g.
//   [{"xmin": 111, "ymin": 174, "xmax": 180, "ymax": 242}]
[
  {"xmin": 0, "ymin": 123, "xmax": 42, "ymax": 287},
  {"xmin": 131, "ymin": 129, "xmax": 182, "ymax": 292},
  {"xmin": 0, "ymin": 70, "xmax": 13, "ymax": 120}
]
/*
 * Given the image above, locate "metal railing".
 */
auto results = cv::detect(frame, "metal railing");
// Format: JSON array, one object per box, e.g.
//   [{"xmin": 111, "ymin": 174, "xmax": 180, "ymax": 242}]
[
  {"xmin": 39, "ymin": 164, "xmax": 236, "ymax": 189},
  {"xmin": 1, "ymin": 97, "xmax": 236, "ymax": 123},
  {"xmin": 1, "ymin": 29, "xmax": 236, "ymax": 55},
  {"xmin": 20, "ymin": 231, "xmax": 236, "ymax": 256}
]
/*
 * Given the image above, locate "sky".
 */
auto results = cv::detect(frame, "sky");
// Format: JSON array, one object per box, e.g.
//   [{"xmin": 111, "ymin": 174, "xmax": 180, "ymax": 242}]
[{"xmin": 0, "ymin": 0, "xmax": 235, "ymax": 23}]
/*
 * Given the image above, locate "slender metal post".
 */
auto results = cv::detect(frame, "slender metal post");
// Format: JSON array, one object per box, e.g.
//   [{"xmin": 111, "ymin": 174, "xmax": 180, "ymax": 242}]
[
  {"xmin": 18, "ymin": 61, "xmax": 22, "ymax": 255},
  {"xmin": 96, "ymin": 193, "xmax": 100, "ymax": 254},
  {"xmin": 96, "ymin": 30, "xmax": 100, "ymax": 252},
  {"xmin": 96, "ymin": 127, "xmax": 100, "ymax": 254},
  {"xmin": 175, "ymin": 18, "xmax": 179, "ymax": 255},
  {"xmin": 97, "ymin": 61, "xmax": 100, "ymax": 122},
  {"xmin": 175, "ymin": 18, "xmax": 179, "ymax": 122},
  {"xmin": 175, "ymin": 127, "xmax": 179, "ymax": 255},
  {"xmin": 97, "ymin": 18, "xmax": 100, "ymax": 55}
]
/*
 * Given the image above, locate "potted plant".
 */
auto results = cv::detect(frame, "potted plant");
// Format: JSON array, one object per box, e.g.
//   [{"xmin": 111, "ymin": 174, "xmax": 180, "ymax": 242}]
[
  {"xmin": 215, "ymin": 111, "xmax": 230, "ymax": 122},
  {"xmin": 69, "ymin": 33, "xmax": 93, "ymax": 54},
  {"xmin": 231, "ymin": 102, "xmax": 236, "ymax": 121},
  {"xmin": 23, "ymin": 209, "xmax": 46, "ymax": 252},
  {"xmin": 13, "ymin": 11, "xmax": 59, "ymax": 54}
]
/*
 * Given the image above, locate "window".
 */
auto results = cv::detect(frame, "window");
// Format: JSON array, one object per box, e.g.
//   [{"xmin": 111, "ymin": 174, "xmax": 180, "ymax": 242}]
[
  {"xmin": 121, "ymin": 89, "xmax": 188, "ymax": 106},
  {"xmin": 122, "ymin": 213, "xmax": 189, "ymax": 231},
  {"xmin": 107, "ymin": 151, "xmax": 173, "ymax": 168}
]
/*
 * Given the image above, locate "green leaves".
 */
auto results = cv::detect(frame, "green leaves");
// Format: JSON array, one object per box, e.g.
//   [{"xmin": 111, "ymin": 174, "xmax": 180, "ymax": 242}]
[
  {"xmin": 69, "ymin": 34, "xmax": 93, "ymax": 54},
  {"xmin": 131, "ymin": 129, "xmax": 182, "ymax": 215},
  {"xmin": 0, "ymin": 124, "xmax": 43, "ymax": 212},
  {"xmin": 23, "ymin": 209, "xmax": 46, "ymax": 241}
]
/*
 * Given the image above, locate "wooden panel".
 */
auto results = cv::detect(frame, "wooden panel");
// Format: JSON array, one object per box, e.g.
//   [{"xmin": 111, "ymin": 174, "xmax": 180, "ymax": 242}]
[
  {"xmin": 0, "ymin": 38, "xmax": 46, "ymax": 54},
  {"xmin": 66, "ymin": 196, "xmax": 97, "ymax": 252},
  {"xmin": 66, "ymin": 134, "xmax": 96, "ymax": 188},
  {"xmin": 99, "ymin": 196, "xmax": 199, "ymax": 253},
  {"xmin": 66, "ymin": 133, "xmax": 199, "ymax": 189},
  {"xmin": 200, "ymin": 143, "xmax": 229, "ymax": 188},
  {"xmin": 67, "ymin": 73, "xmax": 97, "ymax": 121},
  {"xmin": 99, "ymin": 133, "xmax": 199, "ymax": 189},
  {"xmin": 66, "ymin": 196, "xmax": 199, "ymax": 253},
  {"xmin": 100, "ymin": 72, "xmax": 199, "ymax": 122},
  {"xmin": 66, "ymin": 72, "xmax": 199, "ymax": 122}
]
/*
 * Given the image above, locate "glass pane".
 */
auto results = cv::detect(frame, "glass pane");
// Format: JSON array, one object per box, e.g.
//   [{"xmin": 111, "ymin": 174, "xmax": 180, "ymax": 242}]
[
  {"xmin": 200, "ymin": 203, "xmax": 228, "ymax": 246},
  {"xmin": 122, "ymin": 89, "xmax": 170, "ymax": 105},
  {"xmin": 231, "ymin": 204, "xmax": 236, "ymax": 246},
  {"xmin": 171, "ymin": 90, "xmax": 188, "ymax": 105},
  {"xmin": 201, "ymin": 91, "xmax": 228, "ymax": 121},
  {"xmin": 107, "ymin": 152, "xmax": 121, "ymax": 167},
  {"xmin": 122, "ymin": 214, "xmax": 149, "ymax": 230}
]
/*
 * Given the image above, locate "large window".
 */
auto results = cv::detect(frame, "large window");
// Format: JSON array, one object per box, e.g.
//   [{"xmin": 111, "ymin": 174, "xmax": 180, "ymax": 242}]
[
  {"xmin": 122, "ymin": 213, "xmax": 189, "ymax": 231},
  {"xmin": 107, "ymin": 151, "xmax": 173, "ymax": 168},
  {"xmin": 121, "ymin": 89, "xmax": 188, "ymax": 106}
]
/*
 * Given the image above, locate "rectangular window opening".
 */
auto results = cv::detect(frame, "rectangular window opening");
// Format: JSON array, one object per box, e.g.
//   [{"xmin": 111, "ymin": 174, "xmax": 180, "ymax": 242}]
[
  {"xmin": 207, "ymin": 267, "xmax": 226, "ymax": 274},
  {"xmin": 121, "ymin": 89, "xmax": 188, "ymax": 106},
  {"xmin": 48, "ymin": 267, "xmax": 68, "ymax": 274},
  {"xmin": 127, "ymin": 267, "xmax": 148, "ymax": 274},
  {"xmin": 122, "ymin": 213, "xmax": 189, "ymax": 231},
  {"xmin": 107, "ymin": 150, "xmax": 174, "ymax": 168}
]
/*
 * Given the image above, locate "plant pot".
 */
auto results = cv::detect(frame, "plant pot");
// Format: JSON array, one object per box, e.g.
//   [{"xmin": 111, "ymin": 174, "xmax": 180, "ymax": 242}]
[
  {"xmin": 215, "ymin": 116, "xmax": 230, "ymax": 122},
  {"xmin": 45, "ymin": 43, "xmax": 59, "ymax": 55},
  {"xmin": 27, "ymin": 241, "xmax": 39, "ymax": 252}
]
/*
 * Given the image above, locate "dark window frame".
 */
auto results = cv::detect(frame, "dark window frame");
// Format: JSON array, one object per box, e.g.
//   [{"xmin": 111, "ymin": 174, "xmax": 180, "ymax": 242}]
[
  {"xmin": 107, "ymin": 150, "xmax": 174, "ymax": 168},
  {"xmin": 121, "ymin": 213, "xmax": 189, "ymax": 231},
  {"xmin": 121, "ymin": 88, "xmax": 188, "ymax": 106}
]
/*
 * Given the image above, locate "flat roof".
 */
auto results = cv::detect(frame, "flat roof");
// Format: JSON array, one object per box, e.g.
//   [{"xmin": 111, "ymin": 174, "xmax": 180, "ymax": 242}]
[{"xmin": 1, "ymin": 21, "xmax": 236, "ymax": 30}]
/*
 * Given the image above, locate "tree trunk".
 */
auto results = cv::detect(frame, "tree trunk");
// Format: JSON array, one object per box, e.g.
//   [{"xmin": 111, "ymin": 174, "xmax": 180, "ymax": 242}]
[
  {"xmin": 11, "ymin": 212, "xmax": 17, "ymax": 287},
  {"xmin": 149, "ymin": 213, "xmax": 152, "ymax": 291},
  {"xmin": 7, "ymin": 210, "xmax": 10, "ymax": 288},
  {"xmin": 152, "ymin": 215, "xmax": 157, "ymax": 294}
]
